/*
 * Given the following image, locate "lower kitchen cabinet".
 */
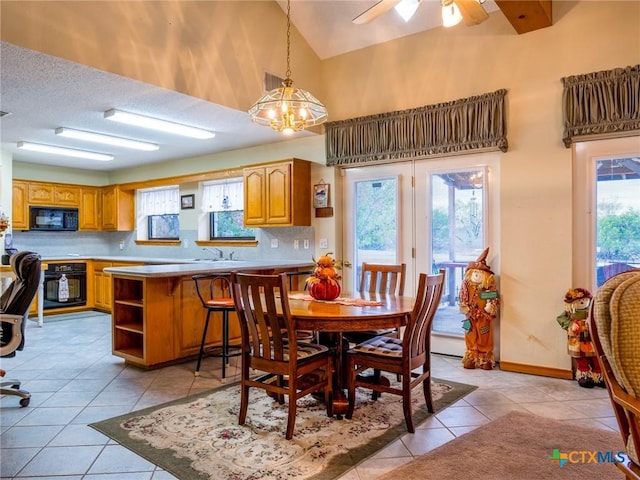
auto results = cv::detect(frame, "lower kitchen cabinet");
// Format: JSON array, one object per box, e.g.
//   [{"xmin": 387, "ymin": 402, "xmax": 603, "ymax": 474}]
[
  {"xmin": 110, "ymin": 273, "xmax": 243, "ymax": 368},
  {"xmin": 93, "ymin": 261, "xmax": 142, "ymax": 313},
  {"xmin": 112, "ymin": 275, "xmax": 176, "ymax": 366}
]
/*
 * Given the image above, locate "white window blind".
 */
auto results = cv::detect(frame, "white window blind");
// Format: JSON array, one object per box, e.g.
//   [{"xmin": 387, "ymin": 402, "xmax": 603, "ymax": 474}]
[{"xmin": 202, "ymin": 179, "xmax": 244, "ymax": 212}]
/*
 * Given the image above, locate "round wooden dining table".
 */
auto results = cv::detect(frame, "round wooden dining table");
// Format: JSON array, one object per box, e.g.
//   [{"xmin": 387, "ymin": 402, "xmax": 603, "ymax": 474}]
[
  {"xmin": 288, "ymin": 292, "xmax": 414, "ymax": 331},
  {"xmin": 286, "ymin": 292, "xmax": 415, "ymax": 416}
]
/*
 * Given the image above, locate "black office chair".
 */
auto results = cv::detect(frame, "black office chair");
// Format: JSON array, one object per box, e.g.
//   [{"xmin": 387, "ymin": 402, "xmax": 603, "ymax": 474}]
[
  {"xmin": 192, "ymin": 273, "xmax": 241, "ymax": 380},
  {"xmin": 1, "ymin": 251, "xmax": 42, "ymax": 407}
]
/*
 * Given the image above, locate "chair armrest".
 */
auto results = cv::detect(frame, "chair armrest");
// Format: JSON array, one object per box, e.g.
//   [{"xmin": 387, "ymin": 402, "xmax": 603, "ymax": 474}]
[{"xmin": 0, "ymin": 313, "xmax": 24, "ymax": 357}]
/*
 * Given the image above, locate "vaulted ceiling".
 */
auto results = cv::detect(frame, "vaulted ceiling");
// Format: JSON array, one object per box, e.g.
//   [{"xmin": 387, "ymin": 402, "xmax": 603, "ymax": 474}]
[{"xmin": 0, "ymin": 1, "xmax": 552, "ymax": 172}]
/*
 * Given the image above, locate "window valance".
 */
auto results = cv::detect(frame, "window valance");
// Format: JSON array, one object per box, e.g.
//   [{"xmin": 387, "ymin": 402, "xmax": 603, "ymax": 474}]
[
  {"xmin": 562, "ymin": 65, "xmax": 640, "ymax": 147},
  {"xmin": 325, "ymin": 89, "xmax": 508, "ymax": 167}
]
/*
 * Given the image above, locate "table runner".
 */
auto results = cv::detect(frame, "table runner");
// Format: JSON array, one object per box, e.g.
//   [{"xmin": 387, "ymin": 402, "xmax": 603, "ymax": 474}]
[{"xmin": 288, "ymin": 292, "xmax": 383, "ymax": 307}]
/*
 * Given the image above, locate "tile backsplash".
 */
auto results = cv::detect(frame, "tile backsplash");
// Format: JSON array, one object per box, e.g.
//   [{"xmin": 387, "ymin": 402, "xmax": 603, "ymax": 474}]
[{"xmin": 11, "ymin": 226, "xmax": 315, "ymax": 261}]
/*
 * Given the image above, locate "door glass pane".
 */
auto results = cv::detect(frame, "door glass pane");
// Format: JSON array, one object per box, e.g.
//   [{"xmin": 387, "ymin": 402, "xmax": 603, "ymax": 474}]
[
  {"xmin": 595, "ymin": 157, "xmax": 640, "ymax": 287},
  {"xmin": 353, "ymin": 177, "xmax": 398, "ymax": 291},
  {"xmin": 431, "ymin": 170, "xmax": 485, "ymax": 336}
]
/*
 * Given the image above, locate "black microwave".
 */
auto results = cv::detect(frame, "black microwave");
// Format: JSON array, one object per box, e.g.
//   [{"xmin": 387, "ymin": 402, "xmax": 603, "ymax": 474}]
[{"xmin": 29, "ymin": 206, "xmax": 79, "ymax": 231}]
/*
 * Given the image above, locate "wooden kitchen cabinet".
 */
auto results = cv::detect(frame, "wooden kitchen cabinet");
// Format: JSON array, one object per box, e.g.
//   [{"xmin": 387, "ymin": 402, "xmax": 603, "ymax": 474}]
[
  {"xmin": 11, "ymin": 181, "xmax": 28, "ymax": 230},
  {"xmin": 101, "ymin": 185, "xmax": 134, "ymax": 231},
  {"xmin": 27, "ymin": 182, "xmax": 80, "ymax": 207},
  {"xmin": 112, "ymin": 275, "xmax": 176, "ymax": 366},
  {"xmin": 27, "ymin": 182, "xmax": 54, "ymax": 205},
  {"xmin": 93, "ymin": 261, "xmax": 112, "ymax": 311},
  {"xmin": 54, "ymin": 185, "xmax": 80, "ymax": 206},
  {"xmin": 93, "ymin": 261, "xmax": 142, "ymax": 312},
  {"xmin": 111, "ymin": 273, "xmax": 237, "ymax": 368},
  {"xmin": 243, "ymin": 158, "xmax": 311, "ymax": 227},
  {"xmin": 79, "ymin": 187, "xmax": 100, "ymax": 230}
]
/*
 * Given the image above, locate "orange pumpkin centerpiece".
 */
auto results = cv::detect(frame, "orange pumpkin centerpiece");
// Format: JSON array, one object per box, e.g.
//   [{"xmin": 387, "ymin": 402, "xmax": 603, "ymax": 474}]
[{"xmin": 306, "ymin": 253, "xmax": 341, "ymax": 300}]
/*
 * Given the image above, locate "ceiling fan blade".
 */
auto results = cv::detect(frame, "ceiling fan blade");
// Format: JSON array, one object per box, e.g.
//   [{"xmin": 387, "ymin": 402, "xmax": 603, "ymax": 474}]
[
  {"xmin": 352, "ymin": 0, "xmax": 401, "ymax": 25},
  {"xmin": 455, "ymin": 0, "xmax": 489, "ymax": 26}
]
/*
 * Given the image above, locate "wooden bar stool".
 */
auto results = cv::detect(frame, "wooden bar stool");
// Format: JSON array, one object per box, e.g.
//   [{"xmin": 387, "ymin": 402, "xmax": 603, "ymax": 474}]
[{"xmin": 192, "ymin": 273, "xmax": 241, "ymax": 380}]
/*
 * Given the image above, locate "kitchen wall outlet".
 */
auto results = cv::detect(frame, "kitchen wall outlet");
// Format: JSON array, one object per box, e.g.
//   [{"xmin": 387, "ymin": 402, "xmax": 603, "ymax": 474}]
[
  {"xmin": 303, "ymin": 240, "xmax": 310, "ymax": 249},
  {"xmin": 119, "ymin": 240, "xmax": 125, "ymax": 250},
  {"xmin": 293, "ymin": 240, "xmax": 299, "ymax": 249},
  {"xmin": 319, "ymin": 238, "xmax": 328, "ymax": 249},
  {"xmin": 183, "ymin": 239, "xmax": 189, "ymax": 248},
  {"xmin": 271, "ymin": 239, "xmax": 279, "ymax": 248}
]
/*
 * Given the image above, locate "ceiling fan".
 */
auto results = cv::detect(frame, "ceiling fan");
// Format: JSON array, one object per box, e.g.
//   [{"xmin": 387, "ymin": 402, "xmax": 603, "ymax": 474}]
[{"xmin": 353, "ymin": 0, "xmax": 489, "ymax": 27}]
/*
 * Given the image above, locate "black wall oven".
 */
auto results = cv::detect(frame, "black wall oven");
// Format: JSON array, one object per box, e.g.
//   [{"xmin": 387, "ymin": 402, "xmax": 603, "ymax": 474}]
[{"xmin": 43, "ymin": 263, "xmax": 87, "ymax": 309}]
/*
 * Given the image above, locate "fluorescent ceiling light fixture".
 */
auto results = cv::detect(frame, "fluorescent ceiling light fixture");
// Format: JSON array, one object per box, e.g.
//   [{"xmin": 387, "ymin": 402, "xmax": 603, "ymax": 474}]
[
  {"xmin": 17, "ymin": 141, "xmax": 114, "ymax": 161},
  {"xmin": 104, "ymin": 109, "xmax": 215, "ymax": 139},
  {"xmin": 395, "ymin": 0, "xmax": 420, "ymax": 22},
  {"xmin": 55, "ymin": 127, "xmax": 159, "ymax": 151}
]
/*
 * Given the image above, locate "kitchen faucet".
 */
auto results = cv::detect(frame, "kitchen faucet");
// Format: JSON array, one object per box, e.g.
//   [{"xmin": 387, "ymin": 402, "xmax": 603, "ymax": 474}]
[{"xmin": 203, "ymin": 247, "xmax": 224, "ymax": 260}]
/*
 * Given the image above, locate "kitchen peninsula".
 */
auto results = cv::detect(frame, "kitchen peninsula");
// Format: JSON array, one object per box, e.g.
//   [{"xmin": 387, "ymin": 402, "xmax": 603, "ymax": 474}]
[{"xmin": 104, "ymin": 260, "xmax": 313, "ymax": 368}]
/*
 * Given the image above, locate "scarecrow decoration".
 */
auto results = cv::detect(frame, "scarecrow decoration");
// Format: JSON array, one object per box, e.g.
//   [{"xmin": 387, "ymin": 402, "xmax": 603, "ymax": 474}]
[
  {"xmin": 459, "ymin": 248, "xmax": 500, "ymax": 370},
  {"xmin": 556, "ymin": 287, "xmax": 604, "ymax": 388}
]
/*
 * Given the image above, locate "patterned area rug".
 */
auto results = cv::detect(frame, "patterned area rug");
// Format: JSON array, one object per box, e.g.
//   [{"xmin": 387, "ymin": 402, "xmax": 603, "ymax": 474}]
[{"xmin": 90, "ymin": 378, "xmax": 476, "ymax": 480}]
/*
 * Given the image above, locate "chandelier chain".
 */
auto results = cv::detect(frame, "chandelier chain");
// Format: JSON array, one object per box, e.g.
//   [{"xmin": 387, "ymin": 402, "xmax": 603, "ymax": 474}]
[{"xmin": 286, "ymin": 0, "xmax": 292, "ymax": 80}]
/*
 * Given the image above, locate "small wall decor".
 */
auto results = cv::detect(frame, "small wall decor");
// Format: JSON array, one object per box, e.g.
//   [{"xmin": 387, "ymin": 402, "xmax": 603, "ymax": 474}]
[
  {"xmin": 181, "ymin": 194, "xmax": 195, "ymax": 210},
  {"xmin": 313, "ymin": 182, "xmax": 329, "ymax": 208}
]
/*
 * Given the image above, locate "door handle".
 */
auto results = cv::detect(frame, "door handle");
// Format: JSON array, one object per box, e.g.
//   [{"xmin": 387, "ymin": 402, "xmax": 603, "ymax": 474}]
[{"xmin": 342, "ymin": 261, "xmax": 352, "ymax": 268}]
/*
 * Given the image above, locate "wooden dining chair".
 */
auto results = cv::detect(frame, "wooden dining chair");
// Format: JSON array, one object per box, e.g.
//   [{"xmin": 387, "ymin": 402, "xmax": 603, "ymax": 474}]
[
  {"xmin": 360, "ymin": 262, "xmax": 406, "ymax": 296},
  {"xmin": 345, "ymin": 270, "xmax": 445, "ymax": 433},
  {"xmin": 230, "ymin": 272, "xmax": 333, "ymax": 439},
  {"xmin": 344, "ymin": 262, "xmax": 407, "ymax": 345}
]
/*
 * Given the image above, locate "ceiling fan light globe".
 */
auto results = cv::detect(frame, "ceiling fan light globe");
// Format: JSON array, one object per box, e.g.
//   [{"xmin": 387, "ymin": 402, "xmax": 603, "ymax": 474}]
[
  {"xmin": 442, "ymin": 1, "xmax": 463, "ymax": 27},
  {"xmin": 394, "ymin": 0, "xmax": 420, "ymax": 22}
]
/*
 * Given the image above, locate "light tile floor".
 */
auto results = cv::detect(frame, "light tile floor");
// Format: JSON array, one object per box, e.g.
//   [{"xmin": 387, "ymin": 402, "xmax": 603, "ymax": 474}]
[{"xmin": 0, "ymin": 312, "xmax": 616, "ymax": 479}]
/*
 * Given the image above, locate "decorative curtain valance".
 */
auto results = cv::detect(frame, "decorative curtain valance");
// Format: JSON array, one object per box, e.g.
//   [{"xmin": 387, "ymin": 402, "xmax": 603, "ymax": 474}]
[
  {"xmin": 325, "ymin": 89, "xmax": 508, "ymax": 167},
  {"xmin": 562, "ymin": 64, "xmax": 640, "ymax": 147}
]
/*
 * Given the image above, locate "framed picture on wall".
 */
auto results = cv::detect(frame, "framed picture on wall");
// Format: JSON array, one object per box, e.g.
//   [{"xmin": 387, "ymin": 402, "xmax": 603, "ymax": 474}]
[
  {"xmin": 313, "ymin": 183, "xmax": 329, "ymax": 208},
  {"xmin": 181, "ymin": 194, "xmax": 195, "ymax": 210}
]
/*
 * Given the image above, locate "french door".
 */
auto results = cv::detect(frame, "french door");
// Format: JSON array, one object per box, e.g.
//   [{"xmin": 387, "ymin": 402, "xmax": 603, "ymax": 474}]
[
  {"xmin": 342, "ymin": 154, "xmax": 499, "ymax": 357},
  {"xmin": 342, "ymin": 163, "xmax": 414, "ymax": 294},
  {"xmin": 573, "ymin": 136, "xmax": 640, "ymax": 290}
]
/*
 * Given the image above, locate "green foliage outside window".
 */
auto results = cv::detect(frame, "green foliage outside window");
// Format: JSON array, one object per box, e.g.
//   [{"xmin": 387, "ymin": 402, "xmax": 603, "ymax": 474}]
[
  {"xmin": 210, "ymin": 211, "xmax": 255, "ymax": 240},
  {"xmin": 355, "ymin": 179, "xmax": 397, "ymax": 251},
  {"xmin": 597, "ymin": 208, "xmax": 640, "ymax": 262}
]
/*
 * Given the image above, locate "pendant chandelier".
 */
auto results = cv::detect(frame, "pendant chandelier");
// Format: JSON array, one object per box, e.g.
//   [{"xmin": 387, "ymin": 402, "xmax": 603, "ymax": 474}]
[{"xmin": 248, "ymin": 0, "xmax": 328, "ymax": 135}]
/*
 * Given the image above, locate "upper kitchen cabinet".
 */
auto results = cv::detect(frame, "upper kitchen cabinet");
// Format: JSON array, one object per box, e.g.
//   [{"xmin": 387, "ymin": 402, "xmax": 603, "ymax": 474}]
[
  {"xmin": 243, "ymin": 159, "xmax": 311, "ymax": 227},
  {"xmin": 28, "ymin": 182, "xmax": 80, "ymax": 207},
  {"xmin": 79, "ymin": 187, "xmax": 100, "ymax": 231},
  {"xmin": 101, "ymin": 185, "xmax": 134, "ymax": 231},
  {"xmin": 11, "ymin": 180, "xmax": 28, "ymax": 230}
]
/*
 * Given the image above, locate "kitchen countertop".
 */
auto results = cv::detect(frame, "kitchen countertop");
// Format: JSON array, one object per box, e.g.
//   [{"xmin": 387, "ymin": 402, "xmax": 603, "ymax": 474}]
[{"xmin": 104, "ymin": 260, "xmax": 315, "ymax": 278}]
